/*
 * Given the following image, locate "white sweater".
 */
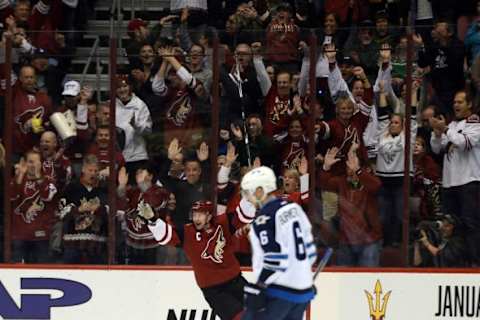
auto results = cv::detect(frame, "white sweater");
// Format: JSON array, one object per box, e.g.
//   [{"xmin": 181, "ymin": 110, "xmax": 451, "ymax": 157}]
[
  {"xmin": 115, "ymin": 95, "xmax": 152, "ymax": 162},
  {"xmin": 431, "ymin": 116, "xmax": 480, "ymax": 188},
  {"xmin": 376, "ymin": 108, "xmax": 417, "ymax": 178}
]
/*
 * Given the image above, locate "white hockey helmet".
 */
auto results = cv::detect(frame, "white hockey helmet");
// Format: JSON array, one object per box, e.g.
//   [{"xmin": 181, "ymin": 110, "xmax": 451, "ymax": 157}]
[{"xmin": 240, "ymin": 166, "xmax": 277, "ymax": 198}]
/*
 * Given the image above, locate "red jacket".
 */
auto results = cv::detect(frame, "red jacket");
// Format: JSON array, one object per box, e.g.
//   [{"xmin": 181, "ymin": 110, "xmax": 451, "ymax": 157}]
[
  {"xmin": 320, "ymin": 169, "xmax": 383, "ymax": 245},
  {"xmin": 13, "ymin": 84, "xmax": 53, "ymax": 154}
]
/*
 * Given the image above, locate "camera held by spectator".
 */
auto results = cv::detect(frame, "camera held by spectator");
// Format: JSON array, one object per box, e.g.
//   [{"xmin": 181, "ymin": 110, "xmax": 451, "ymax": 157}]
[{"xmin": 413, "ymin": 214, "xmax": 468, "ymax": 267}]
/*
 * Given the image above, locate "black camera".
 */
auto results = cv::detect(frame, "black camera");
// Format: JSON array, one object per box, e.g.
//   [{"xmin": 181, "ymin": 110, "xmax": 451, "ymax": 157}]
[
  {"xmin": 158, "ymin": 37, "xmax": 176, "ymax": 48},
  {"xmin": 414, "ymin": 219, "xmax": 443, "ymax": 244}
]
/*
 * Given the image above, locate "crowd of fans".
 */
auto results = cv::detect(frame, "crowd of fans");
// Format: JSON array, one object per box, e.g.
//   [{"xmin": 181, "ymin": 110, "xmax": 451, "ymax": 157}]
[{"xmin": 0, "ymin": 0, "xmax": 479, "ymax": 268}]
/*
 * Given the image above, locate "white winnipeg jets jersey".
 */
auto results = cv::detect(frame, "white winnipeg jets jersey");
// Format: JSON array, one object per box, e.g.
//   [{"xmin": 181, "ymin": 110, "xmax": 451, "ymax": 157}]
[{"xmin": 249, "ymin": 198, "xmax": 317, "ymax": 303}]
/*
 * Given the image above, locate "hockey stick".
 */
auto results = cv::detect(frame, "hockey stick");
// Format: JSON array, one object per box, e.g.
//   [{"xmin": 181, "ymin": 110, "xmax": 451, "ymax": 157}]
[{"xmin": 313, "ymin": 247, "xmax": 333, "ymax": 280}]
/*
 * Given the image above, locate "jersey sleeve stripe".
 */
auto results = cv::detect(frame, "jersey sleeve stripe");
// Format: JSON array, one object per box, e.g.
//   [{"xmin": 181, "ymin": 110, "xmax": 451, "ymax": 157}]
[
  {"xmin": 147, "ymin": 219, "xmax": 172, "ymax": 244},
  {"xmin": 264, "ymin": 253, "xmax": 288, "ymax": 260},
  {"xmin": 264, "ymin": 265, "xmax": 287, "ymax": 272},
  {"xmin": 263, "ymin": 260, "xmax": 281, "ymax": 266},
  {"xmin": 236, "ymin": 198, "xmax": 256, "ymax": 223},
  {"xmin": 158, "ymin": 224, "xmax": 172, "ymax": 245}
]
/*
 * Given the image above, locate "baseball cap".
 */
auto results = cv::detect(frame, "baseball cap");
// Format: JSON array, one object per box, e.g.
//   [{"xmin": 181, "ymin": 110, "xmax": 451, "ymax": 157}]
[
  {"xmin": 62, "ymin": 80, "xmax": 81, "ymax": 96},
  {"xmin": 128, "ymin": 19, "xmax": 147, "ymax": 32}
]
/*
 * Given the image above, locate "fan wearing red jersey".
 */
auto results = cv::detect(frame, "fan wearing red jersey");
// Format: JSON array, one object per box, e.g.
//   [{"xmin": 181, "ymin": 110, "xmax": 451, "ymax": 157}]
[
  {"xmin": 38, "ymin": 131, "xmax": 72, "ymax": 192},
  {"xmin": 152, "ymin": 46, "xmax": 208, "ymax": 149},
  {"xmin": 117, "ymin": 165, "xmax": 170, "ymax": 264},
  {"xmin": 10, "ymin": 150, "xmax": 57, "ymax": 263},
  {"xmin": 139, "ymin": 200, "xmax": 249, "ymax": 320},
  {"xmin": 87, "ymin": 125, "xmax": 126, "ymax": 183},
  {"xmin": 13, "ymin": 66, "xmax": 53, "ymax": 155}
]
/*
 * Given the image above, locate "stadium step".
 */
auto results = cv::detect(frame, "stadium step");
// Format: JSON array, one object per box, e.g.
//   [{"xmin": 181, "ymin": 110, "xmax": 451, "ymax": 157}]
[
  {"xmin": 68, "ymin": 2, "xmax": 164, "ymax": 95},
  {"xmin": 95, "ymin": 0, "xmax": 170, "ymax": 12},
  {"xmin": 66, "ymin": 73, "xmax": 111, "ymax": 92},
  {"xmin": 71, "ymin": 47, "xmax": 129, "ymax": 66}
]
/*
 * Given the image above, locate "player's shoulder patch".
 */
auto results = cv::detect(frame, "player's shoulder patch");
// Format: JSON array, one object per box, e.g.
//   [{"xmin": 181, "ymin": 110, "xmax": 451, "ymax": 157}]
[
  {"xmin": 254, "ymin": 215, "xmax": 271, "ymax": 226},
  {"xmin": 467, "ymin": 114, "xmax": 480, "ymax": 123}
]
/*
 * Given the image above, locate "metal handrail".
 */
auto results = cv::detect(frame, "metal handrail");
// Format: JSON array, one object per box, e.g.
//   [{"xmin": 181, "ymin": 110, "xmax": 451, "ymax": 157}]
[
  {"xmin": 109, "ymin": 0, "xmax": 117, "ymax": 39},
  {"xmin": 80, "ymin": 36, "xmax": 100, "ymax": 84},
  {"xmin": 117, "ymin": 0, "xmax": 123, "ymax": 49},
  {"xmin": 96, "ymin": 49, "xmax": 101, "ymax": 103}
]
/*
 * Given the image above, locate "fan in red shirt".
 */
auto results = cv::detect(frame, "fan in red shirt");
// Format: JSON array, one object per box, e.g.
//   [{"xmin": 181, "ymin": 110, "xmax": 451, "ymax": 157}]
[
  {"xmin": 413, "ymin": 136, "xmax": 442, "ymax": 218},
  {"xmin": 319, "ymin": 145, "xmax": 383, "ymax": 267},
  {"xmin": 265, "ymin": 4, "xmax": 300, "ymax": 71},
  {"xmin": 86, "ymin": 125, "xmax": 126, "ymax": 182},
  {"xmin": 317, "ymin": 95, "xmax": 370, "ymax": 175},
  {"xmin": 264, "ymin": 72, "xmax": 306, "ymax": 138},
  {"xmin": 151, "ymin": 46, "xmax": 208, "ymax": 149},
  {"xmin": 139, "ymin": 199, "xmax": 249, "ymax": 320},
  {"xmin": 274, "ymin": 117, "xmax": 308, "ymax": 174},
  {"xmin": 1, "ymin": 0, "xmax": 66, "ymax": 55},
  {"xmin": 117, "ymin": 165, "xmax": 170, "ymax": 264},
  {"xmin": 38, "ymin": 131, "xmax": 72, "ymax": 192},
  {"xmin": 13, "ymin": 65, "xmax": 53, "ymax": 155},
  {"xmin": 10, "ymin": 150, "xmax": 57, "ymax": 263}
]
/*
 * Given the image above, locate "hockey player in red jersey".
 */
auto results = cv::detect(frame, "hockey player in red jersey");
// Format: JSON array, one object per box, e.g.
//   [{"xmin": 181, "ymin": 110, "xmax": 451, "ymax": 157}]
[{"xmin": 138, "ymin": 199, "xmax": 249, "ymax": 320}]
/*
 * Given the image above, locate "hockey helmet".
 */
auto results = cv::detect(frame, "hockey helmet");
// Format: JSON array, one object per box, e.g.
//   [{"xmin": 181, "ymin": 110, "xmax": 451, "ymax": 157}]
[{"xmin": 240, "ymin": 166, "xmax": 277, "ymax": 198}]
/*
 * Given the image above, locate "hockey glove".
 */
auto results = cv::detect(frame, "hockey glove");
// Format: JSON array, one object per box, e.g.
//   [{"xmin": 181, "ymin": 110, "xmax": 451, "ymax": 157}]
[
  {"xmin": 244, "ymin": 283, "xmax": 267, "ymax": 312},
  {"xmin": 137, "ymin": 200, "xmax": 155, "ymax": 223}
]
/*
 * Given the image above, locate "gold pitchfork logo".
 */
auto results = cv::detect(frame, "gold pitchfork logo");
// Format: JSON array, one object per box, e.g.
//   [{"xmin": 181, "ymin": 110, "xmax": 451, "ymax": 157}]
[{"xmin": 365, "ymin": 280, "xmax": 391, "ymax": 320}]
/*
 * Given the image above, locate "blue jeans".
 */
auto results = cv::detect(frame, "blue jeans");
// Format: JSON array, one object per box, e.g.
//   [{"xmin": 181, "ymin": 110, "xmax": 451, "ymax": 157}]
[
  {"xmin": 336, "ymin": 241, "xmax": 382, "ymax": 267},
  {"xmin": 242, "ymin": 296, "xmax": 308, "ymax": 320}
]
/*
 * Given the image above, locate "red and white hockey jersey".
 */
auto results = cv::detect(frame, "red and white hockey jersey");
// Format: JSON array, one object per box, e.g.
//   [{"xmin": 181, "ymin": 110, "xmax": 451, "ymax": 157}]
[
  {"xmin": 148, "ymin": 211, "xmax": 247, "ymax": 288},
  {"xmin": 118, "ymin": 185, "xmax": 170, "ymax": 250},
  {"xmin": 10, "ymin": 176, "xmax": 57, "ymax": 241}
]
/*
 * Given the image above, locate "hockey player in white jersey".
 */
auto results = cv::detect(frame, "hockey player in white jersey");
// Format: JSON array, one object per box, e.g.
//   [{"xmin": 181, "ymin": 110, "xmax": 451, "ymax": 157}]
[{"xmin": 240, "ymin": 166, "xmax": 317, "ymax": 320}]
